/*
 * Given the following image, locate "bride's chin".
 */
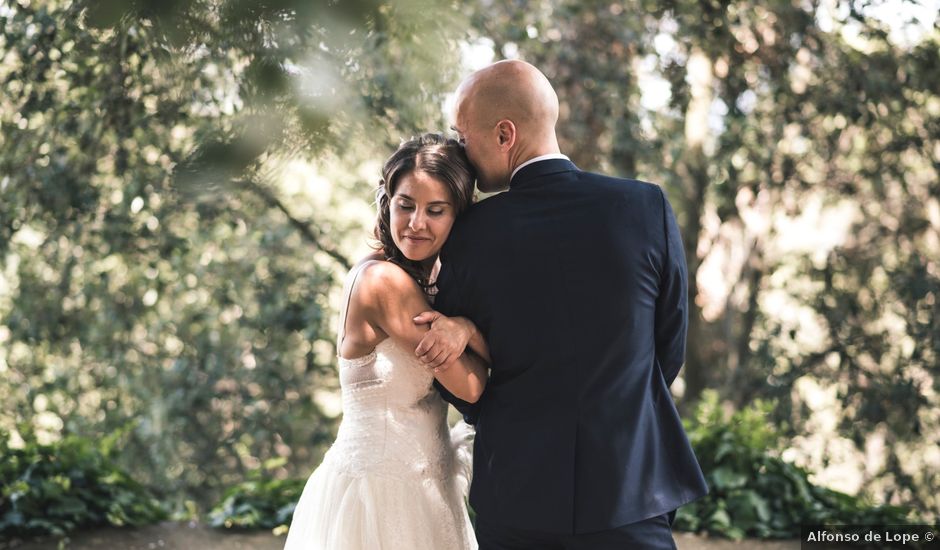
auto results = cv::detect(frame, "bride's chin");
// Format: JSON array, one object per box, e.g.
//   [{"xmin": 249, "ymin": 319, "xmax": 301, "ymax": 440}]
[{"xmin": 400, "ymin": 245, "xmax": 440, "ymax": 264}]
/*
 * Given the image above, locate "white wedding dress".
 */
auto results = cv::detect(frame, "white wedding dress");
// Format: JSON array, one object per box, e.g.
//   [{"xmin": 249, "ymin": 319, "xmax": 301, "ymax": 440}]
[{"xmin": 284, "ymin": 265, "xmax": 476, "ymax": 550}]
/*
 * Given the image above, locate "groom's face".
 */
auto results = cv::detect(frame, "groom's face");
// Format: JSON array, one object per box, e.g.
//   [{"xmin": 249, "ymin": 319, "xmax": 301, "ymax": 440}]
[{"xmin": 453, "ymin": 99, "xmax": 509, "ymax": 193}]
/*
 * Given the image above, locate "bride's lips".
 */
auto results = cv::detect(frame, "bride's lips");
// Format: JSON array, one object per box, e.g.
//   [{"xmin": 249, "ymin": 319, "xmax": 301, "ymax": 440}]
[{"xmin": 403, "ymin": 235, "xmax": 431, "ymax": 242}]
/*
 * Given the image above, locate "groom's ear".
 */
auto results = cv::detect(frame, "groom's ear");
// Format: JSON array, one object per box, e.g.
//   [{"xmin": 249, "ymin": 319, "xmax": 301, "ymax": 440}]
[{"xmin": 495, "ymin": 119, "xmax": 516, "ymax": 151}]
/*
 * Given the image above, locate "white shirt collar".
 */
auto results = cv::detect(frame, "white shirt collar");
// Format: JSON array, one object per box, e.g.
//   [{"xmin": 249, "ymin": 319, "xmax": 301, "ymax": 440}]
[{"xmin": 510, "ymin": 153, "xmax": 571, "ymax": 182}]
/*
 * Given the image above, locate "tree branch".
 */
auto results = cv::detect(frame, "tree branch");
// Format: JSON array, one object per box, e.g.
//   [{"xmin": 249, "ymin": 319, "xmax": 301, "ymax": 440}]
[{"xmin": 239, "ymin": 178, "xmax": 352, "ymax": 271}]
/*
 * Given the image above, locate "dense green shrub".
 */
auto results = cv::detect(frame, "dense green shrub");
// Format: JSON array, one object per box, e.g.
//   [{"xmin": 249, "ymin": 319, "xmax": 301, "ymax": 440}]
[
  {"xmin": 208, "ymin": 458, "xmax": 306, "ymax": 531},
  {"xmin": 0, "ymin": 428, "xmax": 167, "ymax": 537},
  {"xmin": 675, "ymin": 392, "xmax": 914, "ymax": 539}
]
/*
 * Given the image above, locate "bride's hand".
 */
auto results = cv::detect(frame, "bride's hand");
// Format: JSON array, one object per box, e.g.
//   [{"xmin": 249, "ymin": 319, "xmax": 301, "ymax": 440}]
[{"xmin": 413, "ymin": 311, "xmax": 474, "ymax": 372}]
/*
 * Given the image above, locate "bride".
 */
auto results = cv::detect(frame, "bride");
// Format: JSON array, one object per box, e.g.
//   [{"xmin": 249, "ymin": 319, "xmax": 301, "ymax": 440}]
[{"xmin": 283, "ymin": 133, "xmax": 489, "ymax": 550}]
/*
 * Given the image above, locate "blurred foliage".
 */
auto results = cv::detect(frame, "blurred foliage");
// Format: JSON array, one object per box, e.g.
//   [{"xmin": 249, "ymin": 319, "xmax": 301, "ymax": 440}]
[
  {"xmin": 0, "ymin": 0, "xmax": 467, "ymax": 513},
  {"xmin": 207, "ymin": 457, "xmax": 303, "ymax": 532},
  {"xmin": 1, "ymin": 0, "xmax": 938, "ymax": 529},
  {"xmin": 466, "ymin": 0, "xmax": 939, "ymax": 517},
  {"xmin": 675, "ymin": 392, "xmax": 914, "ymax": 539},
  {"xmin": 0, "ymin": 427, "xmax": 167, "ymax": 537}
]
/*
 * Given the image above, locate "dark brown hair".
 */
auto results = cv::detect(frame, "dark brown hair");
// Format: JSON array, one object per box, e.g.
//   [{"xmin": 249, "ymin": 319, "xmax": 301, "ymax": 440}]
[{"xmin": 374, "ymin": 133, "xmax": 475, "ymax": 291}]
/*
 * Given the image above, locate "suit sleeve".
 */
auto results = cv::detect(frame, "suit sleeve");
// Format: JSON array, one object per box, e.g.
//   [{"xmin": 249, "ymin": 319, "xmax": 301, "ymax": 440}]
[
  {"xmin": 432, "ymin": 239, "xmax": 483, "ymax": 423},
  {"xmin": 654, "ymin": 187, "xmax": 689, "ymax": 387}
]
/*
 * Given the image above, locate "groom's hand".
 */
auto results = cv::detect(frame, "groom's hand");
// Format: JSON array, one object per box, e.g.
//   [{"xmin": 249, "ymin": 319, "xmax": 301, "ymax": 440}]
[{"xmin": 413, "ymin": 311, "xmax": 470, "ymax": 372}]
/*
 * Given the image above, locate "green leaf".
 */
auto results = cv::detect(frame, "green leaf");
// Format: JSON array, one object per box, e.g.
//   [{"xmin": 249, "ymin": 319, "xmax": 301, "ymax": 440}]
[{"xmin": 710, "ymin": 467, "xmax": 748, "ymax": 490}]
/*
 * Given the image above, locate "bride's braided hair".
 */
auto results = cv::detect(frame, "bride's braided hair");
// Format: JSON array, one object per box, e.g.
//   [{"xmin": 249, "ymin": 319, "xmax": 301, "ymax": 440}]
[{"xmin": 374, "ymin": 133, "xmax": 475, "ymax": 292}]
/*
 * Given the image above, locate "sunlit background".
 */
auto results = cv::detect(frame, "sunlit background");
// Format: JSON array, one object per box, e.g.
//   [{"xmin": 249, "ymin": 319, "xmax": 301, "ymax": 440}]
[{"xmin": 1, "ymin": 0, "xmax": 937, "ymax": 539}]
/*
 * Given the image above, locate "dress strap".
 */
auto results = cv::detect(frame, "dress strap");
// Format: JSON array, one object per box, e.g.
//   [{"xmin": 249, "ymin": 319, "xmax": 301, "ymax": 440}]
[{"xmin": 337, "ymin": 260, "xmax": 375, "ymax": 351}]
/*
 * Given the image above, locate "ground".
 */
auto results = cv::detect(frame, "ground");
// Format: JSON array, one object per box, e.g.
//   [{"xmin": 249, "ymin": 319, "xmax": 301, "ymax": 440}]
[{"xmin": 1, "ymin": 523, "xmax": 800, "ymax": 550}]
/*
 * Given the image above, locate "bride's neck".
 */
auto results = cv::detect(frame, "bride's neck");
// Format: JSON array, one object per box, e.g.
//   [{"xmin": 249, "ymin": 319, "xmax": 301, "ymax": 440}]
[{"xmin": 423, "ymin": 256, "xmax": 441, "ymax": 284}]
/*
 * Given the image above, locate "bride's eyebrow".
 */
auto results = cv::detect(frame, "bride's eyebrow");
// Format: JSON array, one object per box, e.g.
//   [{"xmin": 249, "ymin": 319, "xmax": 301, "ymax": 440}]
[{"xmin": 397, "ymin": 193, "xmax": 451, "ymax": 206}]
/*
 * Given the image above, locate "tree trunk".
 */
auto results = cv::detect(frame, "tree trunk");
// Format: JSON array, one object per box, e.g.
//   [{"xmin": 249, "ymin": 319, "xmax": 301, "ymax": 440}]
[{"xmin": 678, "ymin": 48, "xmax": 714, "ymax": 404}]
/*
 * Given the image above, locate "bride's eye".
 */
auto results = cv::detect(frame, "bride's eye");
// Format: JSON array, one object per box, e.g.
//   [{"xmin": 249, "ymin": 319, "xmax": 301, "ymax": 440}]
[{"xmin": 396, "ymin": 201, "xmax": 414, "ymax": 211}]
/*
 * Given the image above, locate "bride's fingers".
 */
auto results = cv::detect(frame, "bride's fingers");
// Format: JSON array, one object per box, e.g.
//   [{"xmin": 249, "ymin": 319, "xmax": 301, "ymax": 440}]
[
  {"xmin": 412, "ymin": 310, "xmax": 440, "ymax": 325},
  {"xmin": 433, "ymin": 354, "xmax": 456, "ymax": 373},
  {"xmin": 417, "ymin": 343, "xmax": 439, "ymax": 363},
  {"xmin": 425, "ymin": 348, "xmax": 448, "ymax": 368},
  {"xmin": 415, "ymin": 334, "xmax": 437, "ymax": 356}
]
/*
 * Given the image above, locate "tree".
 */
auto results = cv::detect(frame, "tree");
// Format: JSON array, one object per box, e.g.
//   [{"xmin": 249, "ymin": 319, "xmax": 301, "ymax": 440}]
[{"xmin": 0, "ymin": 0, "xmax": 468, "ymax": 509}]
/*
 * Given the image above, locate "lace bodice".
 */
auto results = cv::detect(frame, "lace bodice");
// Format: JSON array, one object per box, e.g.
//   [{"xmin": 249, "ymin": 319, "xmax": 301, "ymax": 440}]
[{"xmin": 323, "ymin": 339, "xmax": 456, "ymax": 482}]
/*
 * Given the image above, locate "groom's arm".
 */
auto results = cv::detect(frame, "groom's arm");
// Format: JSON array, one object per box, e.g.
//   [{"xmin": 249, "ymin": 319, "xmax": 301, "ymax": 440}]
[{"xmin": 654, "ymin": 187, "xmax": 689, "ymax": 387}]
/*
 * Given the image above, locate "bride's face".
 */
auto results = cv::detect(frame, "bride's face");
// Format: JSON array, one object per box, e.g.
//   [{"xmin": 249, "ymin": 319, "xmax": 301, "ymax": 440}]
[{"xmin": 390, "ymin": 170, "xmax": 457, "ymax": 263}]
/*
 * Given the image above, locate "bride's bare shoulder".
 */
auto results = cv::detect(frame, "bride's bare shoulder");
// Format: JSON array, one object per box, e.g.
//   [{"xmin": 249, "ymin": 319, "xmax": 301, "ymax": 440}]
[{"xmin": 352, "ymin": 257, "xmax": 420, "ymax": 302}]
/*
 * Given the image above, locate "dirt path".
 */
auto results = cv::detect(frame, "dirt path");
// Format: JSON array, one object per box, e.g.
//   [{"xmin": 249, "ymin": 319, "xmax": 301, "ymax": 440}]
[
  {"xmin": 675, "ymin": 532, "xmax": 800, "ymax": 550},
  {"xmin": 1, "ymin": 523, "xmax": 800, "ymax": 550}
]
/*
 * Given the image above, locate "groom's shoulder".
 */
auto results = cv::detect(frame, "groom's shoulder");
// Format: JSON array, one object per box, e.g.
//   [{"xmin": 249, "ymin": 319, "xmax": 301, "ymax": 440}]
[
  {"xmin": 579, "ymin": 170, "xmax": 665, "ymax": 204},
  {"xmin": 455, "ymin": 192, "xmax": 510, "ymax": 226},
  {"xmin": 444, "ymin": 195, "xmax": 507, "ymax": 253},
  {"xmin": 579, "ymin": 169, "xmax": 659, "ymax": 192}
]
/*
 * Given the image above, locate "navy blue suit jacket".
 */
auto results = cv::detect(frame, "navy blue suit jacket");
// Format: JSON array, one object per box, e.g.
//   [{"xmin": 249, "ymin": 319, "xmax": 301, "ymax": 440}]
[{"xmin": 434, "ymin": 159, "xmax": 708, "ymax": 534}]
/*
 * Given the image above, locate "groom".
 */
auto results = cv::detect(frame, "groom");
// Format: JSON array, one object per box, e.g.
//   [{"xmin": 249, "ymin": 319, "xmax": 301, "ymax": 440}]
[{"xmin": 419, "ymin": 60, "xmax": 708, "ymax": 549}]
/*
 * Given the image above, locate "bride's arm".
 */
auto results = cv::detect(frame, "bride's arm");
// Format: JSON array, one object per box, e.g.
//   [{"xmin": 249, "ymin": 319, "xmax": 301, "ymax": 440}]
[
  {"xmin": 357, "ymin": 262, "xmax": 486, "ymax": 403},
  {"xmin": 413, "ymin": 311, "xmax": 490, "ymax": 368}
]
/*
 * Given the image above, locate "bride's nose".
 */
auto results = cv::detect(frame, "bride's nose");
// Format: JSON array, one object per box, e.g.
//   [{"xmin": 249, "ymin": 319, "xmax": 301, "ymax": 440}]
[{"xmin": 408, "ymin": 211, "xmax": 427, "ymax": 231}]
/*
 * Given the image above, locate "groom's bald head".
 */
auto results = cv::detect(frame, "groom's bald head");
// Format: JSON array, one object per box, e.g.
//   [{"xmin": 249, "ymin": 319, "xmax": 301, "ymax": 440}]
[
  {"xmin": 456, "ymin": 60, "xmax": 559, "ymax": 134},
  {"xmin": 452, "ymin": 60, "xmax": 561, "ymax": 192}
]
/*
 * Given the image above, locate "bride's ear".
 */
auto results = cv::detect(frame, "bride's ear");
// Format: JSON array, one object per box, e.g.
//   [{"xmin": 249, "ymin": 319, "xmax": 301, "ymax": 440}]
[{"xmin": 495, "ymin": 120, "xmax": 516, "ymax": 151}]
